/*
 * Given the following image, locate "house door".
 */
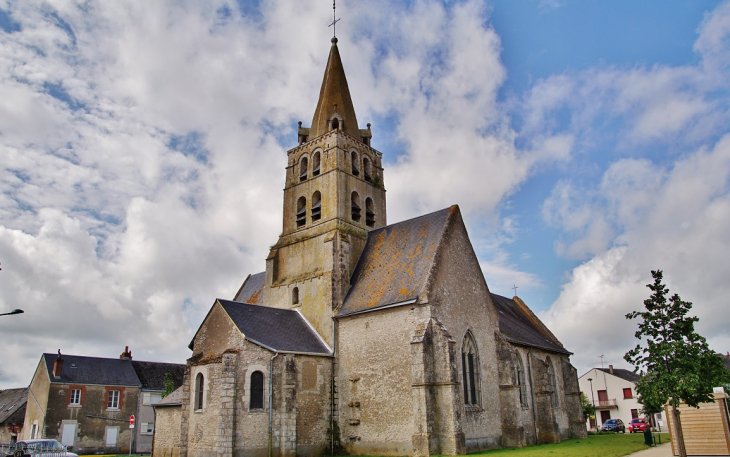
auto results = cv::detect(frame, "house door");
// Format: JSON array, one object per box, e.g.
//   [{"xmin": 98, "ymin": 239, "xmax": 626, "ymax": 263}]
[
  {"xmin": 105, "ymin": 427, "xmax": 118, "ymax": 447},
  {"xmin": 597, "ymin": 390, "xmax": 608, "ymax": 402},
  {"xmin": 61, "ymin": 423, "xmax": 76, "ymax": 447},
  {"xmin": 600, "ymin": 410, "xmax": 611, "ymax": 424}
]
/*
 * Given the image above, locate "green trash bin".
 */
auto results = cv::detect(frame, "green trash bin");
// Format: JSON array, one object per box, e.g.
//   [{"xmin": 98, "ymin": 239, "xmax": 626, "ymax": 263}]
[{"xmin": 644, "ymin": 429, "xmax": 654, "ymax": 446}]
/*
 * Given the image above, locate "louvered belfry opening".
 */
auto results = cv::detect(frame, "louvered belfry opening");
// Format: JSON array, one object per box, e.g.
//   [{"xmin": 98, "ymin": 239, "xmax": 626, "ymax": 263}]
[
  {"xmin": 363, "ymin": 156, "xmax": 372, "ymax": 182},
  {"xmin": 365, "ymin": 197, "xmax": 375, "ymax": 227},
  {"xmin": 351, "ymin": 192, "xmax": 361, "ymax": 222},
  {"xmin": 351, "ymin": 151, "xmax": 359, "ymax": 176},
  {"xmin": 299, "ymin": 157, "xmax": 308, "ymax": 182},
  {"xmin": 311, "ymin": 191, "xmax": 322, "ymax": 222},
  {"xmin": 312, "ymin": 151, "xmax": 321, "ymax": 176},
  {"xmin": 296, "ymin": 196, "xmax": 307, "ymax": 227}
]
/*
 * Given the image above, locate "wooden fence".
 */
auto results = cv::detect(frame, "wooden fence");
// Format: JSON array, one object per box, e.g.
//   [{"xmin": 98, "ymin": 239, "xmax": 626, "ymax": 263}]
[{"xmin": 666, "ymin": 392, "xmax": 730, "ymax": 456}]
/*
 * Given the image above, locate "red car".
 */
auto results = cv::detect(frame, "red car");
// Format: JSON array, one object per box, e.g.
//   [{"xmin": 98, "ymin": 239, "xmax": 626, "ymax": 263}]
[{"xmin": 628, "ymin": 418, "xmax": 649, "ymax": 433}]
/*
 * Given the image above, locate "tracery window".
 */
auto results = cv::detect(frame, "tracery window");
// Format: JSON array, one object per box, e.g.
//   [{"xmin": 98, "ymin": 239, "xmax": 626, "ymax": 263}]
[
  {"xmin": 462, "ymin": 332, "xmax": 480, "ymax": 406},
  {"xmin": 250, "ymin": 371, "xmax": 264, "ymax": 410},
  {"xmin": 546, "ymin": 358, "xmax": 559, "ymax": 407}
]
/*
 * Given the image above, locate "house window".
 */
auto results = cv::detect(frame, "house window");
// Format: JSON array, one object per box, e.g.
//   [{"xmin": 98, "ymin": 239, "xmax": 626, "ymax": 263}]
[
  {"xmin": 250, "ymin": 371, "xmax": 264, "ymax": 410},
  {"xmin": 292, "ymin": 287, "xmax": 299, "ymax": 305},
  {"xmin": 351, "ymin": 151, "xmax": 359, "ymax": 176},
  {"xmin": 70, "ymin": 389, "xmax": 81, "ymax": 406},
  {"xmin": 351, "ymin": 192, "xmax": 361, "ymax": 222},
  {"xmin": 546, "ymin": 358, "xmax": 559, "ymax": 407},
  {"xmin": 462, "ymin": 332, "xmax": 480, "ymax": 406},
  {"xmin": 195, "ymin": 373, "xmax": 204, "ymax": 410},
  {"xmin": 363, "ymin": 156, "xmax": 372, "ymax": 182},
  {"xmin": 631, "ymin": 409, "xmax": 639, "ymax": 419},
  {"xmin": 30, "ymin": 424, "xmax": 38, "ymax": 439},
  {"xmin": 311, "ymin": 191, "xmax": 322, "ymax": 222},
  {"xmin": 623, "ymin": 388, "xmax": 633, "ymax": 399},
  {"xmin": 299, "ymin": 157, "xmax": 308, "ymax": 182},
  {"xmin": 365, "ymin": 198, "xmax": 375, "ymax": 227},
  {"xmin": 515, "ymin": 356, "xmax": 527, "ymax": 407},
  {"xmin": 143, "ymin": 392, "xmax": 162, "ymax": 406},
  {"xmin": 140, "ymin": 422, "xmax": 154, "ymax": 435},
  {"xmin": 107, "ymin": 390, "xmax": 120, "ymax": 409},
  {"xmin": 312, "ymin": 151, "xmax": 321, "ymax": 176},
  {"xmin": 296, "ymin": 197, "xmax": 306, "ymax": 228}
]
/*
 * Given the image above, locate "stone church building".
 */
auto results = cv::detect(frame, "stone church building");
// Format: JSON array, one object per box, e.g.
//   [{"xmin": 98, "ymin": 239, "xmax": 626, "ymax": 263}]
[{"xmin": 158, "ymin": 37, "xmax": 586, "ymax": 457}]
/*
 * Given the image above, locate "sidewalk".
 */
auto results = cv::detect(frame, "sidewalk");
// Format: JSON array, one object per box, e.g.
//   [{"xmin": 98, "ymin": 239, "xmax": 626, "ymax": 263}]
[{"xmin": 630, "ymin": 443, "xmax": 672, "ymax": 456}]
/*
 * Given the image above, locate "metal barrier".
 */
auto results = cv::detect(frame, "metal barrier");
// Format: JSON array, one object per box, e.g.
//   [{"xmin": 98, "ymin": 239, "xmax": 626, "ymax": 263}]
[{"xmin": 1, "ymin": 442, "xmax": 70, "ymax": 457}]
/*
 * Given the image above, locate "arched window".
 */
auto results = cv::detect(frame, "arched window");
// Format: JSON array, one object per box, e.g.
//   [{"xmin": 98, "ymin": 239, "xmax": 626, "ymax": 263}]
[
  {"xmin": 331, "ymin": 118, "xmax": 339, "ymax": 130},
  {"xmin": 312, "ymin": 151, "xmax": 321, "ymax": 176},
  {"xmin": 195, "ymin": 373, "xmax": 204, "ymax": 410},
  {"xmin": 296, "ymin": 197, "xmax": 306, "ymax": 228},
  {"xmin": 363, "ymin": 156, "xmax": 372, "ymax": 182},
  {"xmin": 365, "ymin": 198, "xmax": 375, "ymax": 228},
  {"xmin": 351, "ymin": 151, "xmax": 359, "ymax": 176},
  {"xmin": 351, "ymin": 192, "xmax": 361, "ymax": 222},
  {"xmin": 311, "ymin": 191, "xmax": 322, "ymax": 222},
  {"xmin": 462, "ymin": 332, "xmax": 480, "ymax": 406},
  {"xmin": 299, "ymin": 157, "xmax": 308, "ymax": 182},
  {"xmin": 516, "ymin": 355, "xmax": 528, "ymax": 407},
  {"xmin": 250, "ymin": 371, "xmax": 264, "ymax": 410},
  {"xmin": 292, "ymin": 287, "xmax": 299, "ymax": 305},
  {"xmin": 546, "ymin": 358, "xmax": 559, "ymax": 407}
]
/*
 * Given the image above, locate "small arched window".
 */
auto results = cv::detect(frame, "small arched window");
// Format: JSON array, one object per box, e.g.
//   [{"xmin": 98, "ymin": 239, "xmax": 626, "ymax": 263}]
[
  {"xmin": 250, "ymin": 371, "xmax": 264, "ymax": 410},
  {"xmin": 363, "ymin": 156, "xmax": 372, "ymax": 182},
  {"xmin": 365, "ymin": 198, "xmax": 375, "ymax": 228},
  {"xmin": 292, "ymin": 287, "xmax": 299, "ymax": 305},
  {"xmin": 351, "ymin": 192, "xmax": 361, "ymax": 222},
  {"xmin": 311, "ymin": 191, "xmax": 322, "ymax": 222},
  {"xmin": 195, "ymin": 373, "xmax": 204, "ymax": 410},
  {"xmin": 546, "ymin": 358, "xmax": 559, "ymax": 407},
  {"xmin": 296, "ymin": 196, "xmax": 306, "ymax": 228},
  {"xmin": 351, "ymin": 151, "xmax": 359, "ymax": 176},
  {"xmin": 516, "ymin": 355, "xmax": 527, "ymax": 407},
  {"xmin": 312, "ymin": 151, "xmax": 321, "ymax": 176},
  {"xmin": 299, "ymin": 157, "xmax": 308, "ymax": 182},
  {"xmin": 462, "ymin": 332, "xmax": 480, "ymax": 406},
  {"xmin": 331, "ymin": 118, "xmax": 339, "ymax": 130}
]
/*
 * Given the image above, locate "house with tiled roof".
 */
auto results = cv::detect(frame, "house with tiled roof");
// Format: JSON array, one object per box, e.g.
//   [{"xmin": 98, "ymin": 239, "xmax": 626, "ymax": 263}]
[
  {"xmin": 162, "ymin": 36, "xmax": 585, "ymax": 457},
  {"xmin": 0, "ymin": 388, "xmax": 27, "ymax": 445},
  {"xmin": 21, "ymin": 348, "xmax": 184, "ymax": 454}
]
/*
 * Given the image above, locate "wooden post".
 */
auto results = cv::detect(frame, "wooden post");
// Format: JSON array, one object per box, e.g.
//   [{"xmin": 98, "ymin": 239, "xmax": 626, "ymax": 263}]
[{"xmin": 672, "ymin": 405, "xmax": 686, "ymax": 457}]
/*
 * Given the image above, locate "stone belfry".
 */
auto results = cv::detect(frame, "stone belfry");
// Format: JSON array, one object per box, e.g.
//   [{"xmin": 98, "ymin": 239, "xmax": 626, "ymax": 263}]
[{"xmin": 262, "ymin": 37, "xmax": 386, "ymax": 347}]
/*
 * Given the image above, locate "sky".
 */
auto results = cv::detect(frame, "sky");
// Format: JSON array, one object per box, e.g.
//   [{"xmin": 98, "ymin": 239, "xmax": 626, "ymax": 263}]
[{"xmin": 1, "ymin": 0, "xmax": 730, "ymax": 388}]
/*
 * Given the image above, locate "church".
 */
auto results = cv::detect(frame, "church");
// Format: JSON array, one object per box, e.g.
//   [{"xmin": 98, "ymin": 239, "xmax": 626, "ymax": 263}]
[{"xmin": 156, "ymin": 37, "xmax": 586, "ymax": 457}]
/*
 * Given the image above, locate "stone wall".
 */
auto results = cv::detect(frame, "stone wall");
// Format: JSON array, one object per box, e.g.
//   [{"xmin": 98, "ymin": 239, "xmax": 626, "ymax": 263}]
[{"xmin": 152, "ymin": 406, "xmax": 181, "ymax": 457}]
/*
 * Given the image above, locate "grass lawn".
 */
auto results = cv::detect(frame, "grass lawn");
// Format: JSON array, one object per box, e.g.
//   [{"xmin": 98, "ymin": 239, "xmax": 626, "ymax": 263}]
[{"xmin": 464, "ymin": 433, "xmax": 670, "ymax": 457}]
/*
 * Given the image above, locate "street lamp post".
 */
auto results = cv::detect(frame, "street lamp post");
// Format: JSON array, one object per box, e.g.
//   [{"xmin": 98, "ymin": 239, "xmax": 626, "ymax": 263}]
[
  {"xmin": 588, "ymin": 377, "xmax": 596, "ymax": 431},
  {"xmin": 0, "ymin": 309, "xmax": 24, "ymax": 317}
]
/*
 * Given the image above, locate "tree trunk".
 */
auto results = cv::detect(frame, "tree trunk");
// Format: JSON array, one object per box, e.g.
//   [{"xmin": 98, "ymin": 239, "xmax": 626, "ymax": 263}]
[{"xmin": 672, "ymin": 405, "xmax": 687, "ymax": 457}]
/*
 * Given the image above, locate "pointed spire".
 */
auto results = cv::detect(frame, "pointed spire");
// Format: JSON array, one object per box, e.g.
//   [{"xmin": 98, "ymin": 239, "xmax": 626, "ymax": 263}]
[{"xmin": 309, "ymin": 37, "xmax": 360, "ymax": 139}]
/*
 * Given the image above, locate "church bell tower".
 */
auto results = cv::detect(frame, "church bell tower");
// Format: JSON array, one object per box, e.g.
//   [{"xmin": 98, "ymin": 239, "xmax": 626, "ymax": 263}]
[{"xmin": 262, "ymin": 37, "xmax": 387, "ymax": 346}]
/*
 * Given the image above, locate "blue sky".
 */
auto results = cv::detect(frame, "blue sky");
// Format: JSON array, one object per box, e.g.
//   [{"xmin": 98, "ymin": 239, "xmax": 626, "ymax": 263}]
[{"xmin": 1, "ymin": 0, "xmax": 730, "ymax": 387}]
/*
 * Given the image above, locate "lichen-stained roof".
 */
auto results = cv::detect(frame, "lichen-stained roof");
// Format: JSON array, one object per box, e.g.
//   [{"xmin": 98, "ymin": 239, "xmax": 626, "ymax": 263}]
[
  {"xmin": 491, "ymin": 294, "xmax": 572, "ymax": 355},
  {"xmin": 219, "ymin": 300, "xmax": 331, "ymax": 355},
  {"xmin": 0, "ymin": 388, "xmax": 27, "ymax": 425},
  {"xmin": 131, "ymin": 360, "xmax": 186, "ymax": 391},
  {"xmin": 337, "ymin": 207, "xmax": 454, "ymax": 317},
  {"xmin": 153, "ymin": 386, "xmax": 183, "ymax": 407},
  {"xmin": 42, "ymin": 353, "xmax": 141, "ymax": 386},
  {"xmin": 597, "ymin": 367, "xmax": 641, "ymax": 383},
  {"xmin": 233, "ymin": 272, "xmax": 266, "ymax": 304}
]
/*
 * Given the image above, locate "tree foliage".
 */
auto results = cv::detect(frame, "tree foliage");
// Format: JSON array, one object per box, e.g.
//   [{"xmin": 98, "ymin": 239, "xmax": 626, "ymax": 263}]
[
  {"xmin": 162, "ymin": 372, "xmax": 176, "ymax": 398},
  {"xmin": 624, "ymin": 270, "xmax": 730, "ymax": 409},
  {"xmin": 580, "ymin": 392, "xmax": 595, "ymax": 420}
]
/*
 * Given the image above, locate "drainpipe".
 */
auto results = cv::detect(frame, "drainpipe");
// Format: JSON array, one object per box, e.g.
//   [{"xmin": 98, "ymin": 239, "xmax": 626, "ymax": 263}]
[
  {"xmin": 268, "ymin": 352, "xmax": 279, "ymax": 457},
  {"xmin": 527, "ymin": 349, "xmax": 538, "ymax": 441}
]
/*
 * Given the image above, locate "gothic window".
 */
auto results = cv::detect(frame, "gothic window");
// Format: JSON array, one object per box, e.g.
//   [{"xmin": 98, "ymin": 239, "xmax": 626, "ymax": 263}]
[
  {"xmin": 365, "ymin": 198, "xmax": 375, "ymax": 227},
  {"xmin": 311, "ymin": 191, "xmax": 322, "ymax": 222},
  {"xmin": 351, "ymin": 192, "xmax": 361, "ymax": 222},
  {"xmin": 195, "ymin": 373, "xmax": 204, "ymax": 410},
  {"xmin": 546, "ymin": 357, "xmax": 559, "ymax": 408},
  {"xmin": 312, "ymin": 151, "xmax": 321, "ymax": 176},
  {"xmin": 292, "ymin": 287, "xmax": 299, "ymax": 305},
  {"xmin": 296, "ymin": 197, "xmax": 306, "ymax": 228},
  {"xmin": 462, "ymin": 332, "xmax": 480, "ymax": 406},
  {"xmin": 363, "ymin": 156, "xmax": 372, "ymax": 182},
  {"xmin": 250, "ymin": 371, "xmax": 264, "ymax": 410},
  {"xmin": 516, "ymin": 355, "xmax": 528, "ymax": 407},
  {"xmin": 299, "ymin": 157, "xmax": 308, "ymax": 182},
  {"xmin": 351, "ymin": 151, "xmax": 359, "ymax": 176}
]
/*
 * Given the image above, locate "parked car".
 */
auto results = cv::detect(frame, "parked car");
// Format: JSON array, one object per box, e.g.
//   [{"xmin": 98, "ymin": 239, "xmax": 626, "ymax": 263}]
[
  {"xmin": 10, "ymin": 439, "xmax": 78, "ymax": 457},
  {"xmin": 628, "ymin": 418, "xmax": 649, "ymax": 433},
  {"xmin": 601, "ymin": 418, "xmax": 626, "ymax": 433}
]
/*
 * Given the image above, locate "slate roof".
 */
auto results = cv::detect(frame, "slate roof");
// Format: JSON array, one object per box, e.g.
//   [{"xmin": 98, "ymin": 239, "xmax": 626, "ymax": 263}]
[
  {"xmin": 153, "ymin": 386, "xmax": 183, "ymax": 407},
  {"xmin": 0, "ymin": 388, "xmax": 27, "ymax": 425},
  {"xmin": 219, "ymin": 300, "xmax": 331, "ymax": 355},
  {"xmin": 43, "ymin": 353, "xmax": 141, "ymax": 386},
  {"xmin": 597, "ymin": 367, "xmax": 641, "ymax": 384},
  {"xmin": 338, "ymin": 207, "xmax": 454, "ymax": 317},
  {"xmin": 234, "ymin": 272, "xmax": 266, "ymax": 304},
  {"xmin": 491, "ymin": 294, "xmax": 571, "ymax": 355},
  {"xmin": 131, "ymin": 361, "xmax": 186, "ymax": 391}
]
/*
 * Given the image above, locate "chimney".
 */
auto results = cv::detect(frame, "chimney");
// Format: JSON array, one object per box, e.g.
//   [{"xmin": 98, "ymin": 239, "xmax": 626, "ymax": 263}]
[
  {"xmin": 120, "ymin": 346, "xmax": 132, "ymax": 360},
  {"xmin": 609, "ymin": 364, "xmax": 614, "ymax": 375},
  {"xmin": 52, "ymin": 350, "xmax": 63, "ymax": 378}
]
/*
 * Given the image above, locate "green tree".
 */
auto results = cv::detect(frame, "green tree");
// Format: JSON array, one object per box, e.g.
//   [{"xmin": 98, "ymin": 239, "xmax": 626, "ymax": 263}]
[
  {"xmin": 580, "ymin": 392, "xmax": 595, "ymax": 421},
  {"xmin": 162, "ymin": 372, "xmax": 176, "ymax": 398},
  {"xmin": 624, "ymin": 270, "xmax": 730, "ymax": 457}
]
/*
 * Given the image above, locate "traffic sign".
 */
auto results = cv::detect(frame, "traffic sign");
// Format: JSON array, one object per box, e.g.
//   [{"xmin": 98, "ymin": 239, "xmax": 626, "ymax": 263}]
[{"xmin": 129, "ymin": 415, "xmax": 135, "ymax": 425}]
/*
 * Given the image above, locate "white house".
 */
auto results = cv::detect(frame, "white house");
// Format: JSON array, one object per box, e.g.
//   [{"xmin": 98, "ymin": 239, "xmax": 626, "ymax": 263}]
[{"xmin": 579, "ymin": 366, "xmax": 665, "ymax": 431}]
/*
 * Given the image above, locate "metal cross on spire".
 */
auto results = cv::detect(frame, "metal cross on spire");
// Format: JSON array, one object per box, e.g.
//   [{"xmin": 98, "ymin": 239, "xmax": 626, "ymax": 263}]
[
  {"xmin": 328, "ymin": 0, "xmax": 340, "ymax": 38},
  {"xmin": 512, "ymin": 284, "xmax": 519, "ymax": 296}
]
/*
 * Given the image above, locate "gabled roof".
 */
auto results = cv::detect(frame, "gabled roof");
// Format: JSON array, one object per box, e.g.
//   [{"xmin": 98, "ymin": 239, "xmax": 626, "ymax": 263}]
[
  {"xmin": 43, "ymin": 353, "xmax": 141, "ymax": 386},
  {"xmin": 234, "ymin": 272, "xmax": 266, "ymax": 304},
  {"xmin": 597, "ymin": 367, "xmax": 641, "ymax": 384},
  {"xmin": 491, "ymin": 294, "xmax": 571, "ymax": 355},
  {"xmin": 131, "ymin": 361, "xmax": 186, "ymax": 391},
  {"xmin": 337, "ymin": 207, "xmax": 455, "ymax": 317},
  {"xmin": 0, "ymin": 388, "xmax": 27, "ymax": 425},
  {"xmin": 153, "ymin": 386, "xmax": 183, "ymax": 407},
  {"xmin": 219, "ymin": 300, "xmax": 331, "ymax": 355}
]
